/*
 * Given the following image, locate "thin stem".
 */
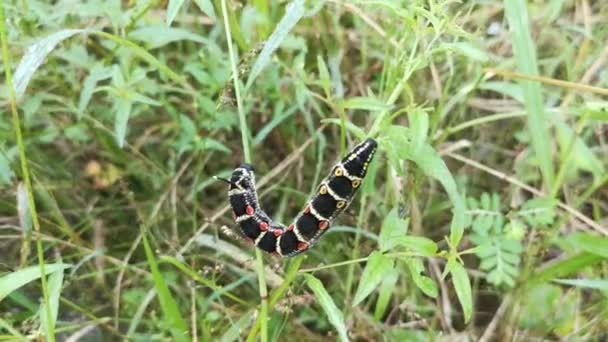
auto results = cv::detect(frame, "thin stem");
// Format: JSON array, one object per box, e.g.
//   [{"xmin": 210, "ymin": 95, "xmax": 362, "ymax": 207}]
[
  {"xmin": 485, "ymin": 68, "xmax": 608, "ymax": 96},
  {"xmin": 300, "ymin": 252, "xmax": 421, "ymax": 273},
  {"xmin": 550, "ymin": 113, "xmax": 590, "ymax": 197},
  {"xmin": 445, "ymin": 111, "xmax": 527, "ymax": 136},
  {"xmin": 0, "ymin": 2, "xmax": 54, "ymax": 341},
  {"xmin": 222, "ymin": 0, "xmax": 251, "ymax": 164},
  {"xmin": 221, "ymin": 1, "xmax": 265, "ymax": 341}
]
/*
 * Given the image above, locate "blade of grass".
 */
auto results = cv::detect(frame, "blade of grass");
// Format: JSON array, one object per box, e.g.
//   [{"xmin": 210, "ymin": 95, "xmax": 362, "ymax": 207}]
[
  {"xmin": 141, "ymin": 234, "xmax": 188, "ymax": 341},
  {"xmin": 0, "ymin": 264, "xmax": 71, "ymax": 302},
  {"xmin": 503, "ymin": 0, "xmax": 555, "ymax": 190},
  {"xmin": 304, "ymin": 274, "xmax": 350, "ymax": 342},
  {"xmin": 245, "ymin": 0, "xmax": 307, "ymax": 90},
  {"xmin": 0, "ymin": 3, "xmax": 55, "ymax": 341},
  {"xmin": 38, "ymin": 265, "xmax": 65, "ymax": 340}
]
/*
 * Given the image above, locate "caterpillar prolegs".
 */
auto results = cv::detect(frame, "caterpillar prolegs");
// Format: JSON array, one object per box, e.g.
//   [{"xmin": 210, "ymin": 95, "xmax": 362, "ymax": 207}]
[{"xmin": 223, "ymin": 138, "xmax": 377, "ymax": 257}]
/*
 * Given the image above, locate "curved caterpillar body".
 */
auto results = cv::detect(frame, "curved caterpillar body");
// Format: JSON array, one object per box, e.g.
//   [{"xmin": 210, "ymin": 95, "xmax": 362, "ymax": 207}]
[{"xmin": 225, "ymin": 138, "xmax": 377, "ymax": 257}]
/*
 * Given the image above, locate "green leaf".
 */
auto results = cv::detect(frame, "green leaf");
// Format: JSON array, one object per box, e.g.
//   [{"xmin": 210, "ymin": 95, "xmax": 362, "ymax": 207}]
[
  {"xmin": 220, "ymin": 310, "xmax": 253, "ymax": 342},
  {"xmin": 530, "ymin": 252, "xmax": 602, "ymax": 284},
  {"xmin": 353, "ymin": 252, "xmax": 395, "ymax": 306},
  {"xmin": 478, "ymin": 81, "xmax": 524, "ymax": 103},
  {"xmin": 166, "ymin": 0, "xmax": 185, "ymax": 26},
  {"xmin": 0, "ymin": 264, "xmax": 71, "ymax": 302},
  {"xmin": 38, "ymin": 266, "xmax": 64, "ymax": 339},
  {"xmin": 78, "ymin": 64, "xmax": 113, "ymax": 115},
  {"xmin": 373, "ymin": 269, "xmax": 399, "ymax": 321},
  {"xmin": 448, "ymin": 260, "xmax": 472, "ymax": 323},
  {"xmin": 555, "ymin": 119, "xmax": 605, "ymax": 182},
  {"xmin": 504, "ymin": 0, "xmax": 554, "ymax": 189},
  {"xmin": 385, "ymin": 126, "xmax": 466, "ymax": 247},
  {"xmin": 378, "ymin": 208, "xmax": 408, "ymax": 251},
  {"xmin": 0, "ymin": 149, "xmax": 14, "ymax": 185},
  {"xmin": 13, "ymin": 29, "xmax": 87, "ymax": 100},
  {"xmin": 142, "ymin": 234, "xmax": 188, "ymax": 341},
  {"xmin": 245, "ymin": 0, "xmax": 307, "ymax": 89},
  {"xmin": 341, "ymin": 96, "xmax": 391, "ymax": 111},
  {"xmin": 193, "ymin": 0, "xmax": 217, "ymax": 20},
  {"xmin": 304, "ymin": 274, "xmax": 349, "ymax": 342},
  {"xmin": 567, "ymin": 233, "xmax": 608, "ymax": 258},
  {"xmin": 518, "ymin": 196, "xmax": 557, "ymax": 227},
  {"xmin": 443, "ymin": 42, "xmax": 489, "ymax": 62},
  {"xmin": 552, "ymin": 278, "xmax": 608, "ymax": 290},
  {"xmin": 113, "ymin": 98, "xmax": 132, "ymax": 148},
  {"xmin": 408, "ymin": 109, "xmax": 429, "ymax": 156},
  {"xmin": 316, "ymin": 54, "xmax": 330, "ymax": 97},
  {"xmin": 92, "ymin": 31, "xmax": 184, "ymax": 83},
  {"xmin": 320, "ymin": 118, "xmax": 366, "ymax": 140},
  {"xmin": 392, "ymin": 236, "xmax": 438, "ymax": 257},
  {"xmin": 405, "ymin": 258, "xmax": 438, "ymax": 298},
  {"xmin": 129, "ymin": 24, "xmax": 206, "ymax": 49}
]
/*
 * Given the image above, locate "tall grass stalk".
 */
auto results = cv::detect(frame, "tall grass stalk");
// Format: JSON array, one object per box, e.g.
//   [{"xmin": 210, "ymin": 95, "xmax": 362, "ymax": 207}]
[
  {"xmin": 220, "ymin": 1, "xmax": 266, "ymax": 341},
  {"xmin": 0, "ymin": 2, "xmax": 55, "ymax": 341}
]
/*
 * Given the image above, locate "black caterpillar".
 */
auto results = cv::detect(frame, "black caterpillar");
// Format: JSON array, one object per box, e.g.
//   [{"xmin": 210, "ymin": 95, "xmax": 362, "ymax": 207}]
[{"xmin": 220, "ymin": 138, "xmax": 377, "ymax": 257}]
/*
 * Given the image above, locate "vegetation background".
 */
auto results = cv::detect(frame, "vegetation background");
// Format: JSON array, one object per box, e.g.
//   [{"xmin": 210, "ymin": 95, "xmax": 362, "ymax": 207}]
[{"xmin": 1, "ymin": 0, "xmax": 607, "ymax": 341}]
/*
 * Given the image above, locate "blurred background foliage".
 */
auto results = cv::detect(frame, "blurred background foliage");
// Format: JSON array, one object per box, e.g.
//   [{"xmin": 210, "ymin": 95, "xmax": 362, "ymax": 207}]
[{"xmin": 0, "ymin": 0, "xmax": 607, "ymax": 341}]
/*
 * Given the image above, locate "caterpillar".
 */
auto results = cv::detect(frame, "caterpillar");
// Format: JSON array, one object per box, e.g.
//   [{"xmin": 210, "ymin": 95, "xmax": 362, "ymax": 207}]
[{"xmin": 219, "ymin": 138, "xmax": 378, "ymax": 257}]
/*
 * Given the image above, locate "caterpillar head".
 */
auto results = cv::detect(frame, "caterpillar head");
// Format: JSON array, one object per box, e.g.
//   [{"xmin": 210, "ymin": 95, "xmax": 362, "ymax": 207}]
[
  {"xmin": 341, "ymin": 138, "xmax": 378, "ymax": 178},
  {"xmin": 229, "ymin": 163, "xmax": 256, "ymax": 190}
]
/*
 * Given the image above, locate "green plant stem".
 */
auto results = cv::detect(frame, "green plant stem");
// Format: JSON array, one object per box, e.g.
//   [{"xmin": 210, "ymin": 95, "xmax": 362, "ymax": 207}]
[
  {"xmin": 445, "ymin": 111, "xmax": 527, "ymax": 136},
  {"xmin": 550, "ymin": 113, "xmax": 590, "ymax": 198},
  {"xmin": 300, "ymin": 251, "xmax": 421, "ymax": 273},
  {"xmin": 0, "ymin": 2, "xmax": 54, "ymax": 341},
  {"xmin": 221, "ymin": 1, "xmax": 264, "ymax": 341},
  {"xmin": 246, "ymin": 256, "xmax": 305, "ymax": 342},
  {"xmin": 344, "ymin": 195, "xmax": 367, "ymax": 308}
]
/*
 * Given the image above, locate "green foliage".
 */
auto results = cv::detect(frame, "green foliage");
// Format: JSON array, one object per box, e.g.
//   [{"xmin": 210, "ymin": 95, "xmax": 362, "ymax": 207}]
[
  {"xmin": 1, "ymin": 0, "xmax": 607, "ymax": 340},
  {"xmin": 467, "ymin": 193, "xmax": 560, "ymax": 288}
]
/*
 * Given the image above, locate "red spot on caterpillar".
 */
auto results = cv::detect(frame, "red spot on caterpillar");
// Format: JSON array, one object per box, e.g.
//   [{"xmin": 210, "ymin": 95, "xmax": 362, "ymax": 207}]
[
  {"xmin": 259, "ymin": 221, "xmax": 269, "ymax": 231},
  {"xmin": 303, "ymin": 205, "xmax": 310, "ymax": 213},
  {"xmin": 287, "ymin": 224, "xmax": 294, "ymax": 231},
  {"xmin": 246, "ymin": 205, "xmax": 254, "ymax": 215},
  {"xmin": 273, "ymin": 229, "xmax": 283, "ymax": 237},
  {"xmin": 318, "ymin": 221, "xmax": 329, "ymax": 230},
  {"xmin": 297, "ymin": 242, "xmax": 309, "ymax": 251}
]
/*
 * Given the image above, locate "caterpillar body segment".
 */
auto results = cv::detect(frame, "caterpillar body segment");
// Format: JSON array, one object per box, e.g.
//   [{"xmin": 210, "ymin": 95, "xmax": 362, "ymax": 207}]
[{"xmin": 226, "ymin": 138, "xmax": 377, "ymax": 256}]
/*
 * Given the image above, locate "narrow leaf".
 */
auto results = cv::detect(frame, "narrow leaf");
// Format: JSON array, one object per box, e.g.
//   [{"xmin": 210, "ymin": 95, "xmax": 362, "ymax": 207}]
[
  {"xmin": 353, "ymin": 252, "xmax": 395, "ymax": 306},
  {"xmin": 392, "ymin": 236, "xmax": 438, "ymax": 256},
  {"xmin": 193, "ymin": 0, "xmax": 217, "ymax": 20},
  {"xmin": 38, "ymin": 266, "xmax": 64, "ymax": 339},
  {"xmin": 0, "ymin": 264, "xmax": 71, "ymax": 302},
  {"xmin": 13, "ymin": 29, "xmax": 86, "ymax": 99},
  {"xmin": 567, "ymin": 233, "xmax": 608, "ymax": 258},
  {"xmin": 405, "ymin": 258, "xmax": 438, "ymax": 298},
  {"xmin": 142, "ymin": 234, "xmax": 188, "ymax": 341},
  {"xmin": 113, "ymin": 98, "xmax": 132, "ymax": 148},
  {"xmin": 78, "ymin": 64, "xmax": 113, "ymax": 114},
  {"xmin": 449, "ymin": 260, "xmax": 473, "ymax": 323},
  {"xmin": 378, "ymin": 208, "xmax": 408, "ymax": 251},
  {"xmin": 553, "ymin": 278, "xmax": 608, "ymax": 290},
  {"xmin": 304, "ymin": 274, "xmax": 349, "ymax": 342},
  {"xmin": 373, "ymin": 269, "xmax": 399, "ymax": 321},
  {"xmin": 166, "ymin": 0, "xmax": 186, "ymax": 26},
  {"xmin": 245, "ymin": 0, "xmax": 306, "ymax": 89},
  {"xmin": 504, "ymin": 0, "xmax": 554, "ymax": 189},
  {"xmin": 341, "ymin": 96, "xmax": 391, "ymax": 111},
  {"xmin": 129, "ymin": 24, "xmax": 207, "ymax": 49}
]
